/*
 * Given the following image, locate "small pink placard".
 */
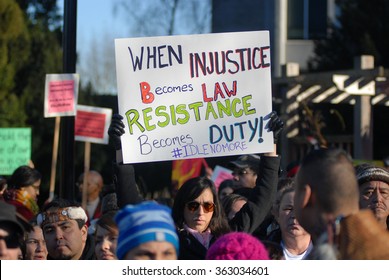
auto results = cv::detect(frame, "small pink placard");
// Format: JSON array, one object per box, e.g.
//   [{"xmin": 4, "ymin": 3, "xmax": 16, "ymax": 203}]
[
  {"xmin": 48, "ymin": 80, "xmax": 75, "ymax": 113},
  {"xmin": 75, "ymin": 111, "xmax": 106, "ymax": 139}
]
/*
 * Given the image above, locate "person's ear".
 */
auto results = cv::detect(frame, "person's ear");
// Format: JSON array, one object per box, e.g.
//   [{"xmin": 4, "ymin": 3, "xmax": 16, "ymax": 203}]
[{"xmin": 81, "ymin": 225, "xmax": 88, "ymax": 241}]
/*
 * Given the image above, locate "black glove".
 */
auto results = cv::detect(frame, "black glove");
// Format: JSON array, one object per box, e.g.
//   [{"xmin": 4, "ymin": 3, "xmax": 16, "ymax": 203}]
[
  {"xmin": 108, "ymin": 114, "xmax": 125, "ymax": 150},
  {"xmin": 268, "ymin": 111, "xmax": 284, "ymax": 144}
]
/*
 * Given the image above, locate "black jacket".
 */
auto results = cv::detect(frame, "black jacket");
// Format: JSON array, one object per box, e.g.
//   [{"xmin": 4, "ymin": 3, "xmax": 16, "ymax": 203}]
[
  {"xmin": 80, "ymin": 235, "xmax": 96, "ymax": 260},
  {"xmin": 112, "ymin": 163, "xmax": 144, "ymax": 207},
  {"xmin": 177, "ymin": 229, "xmax": 217, "ymax": 260}
]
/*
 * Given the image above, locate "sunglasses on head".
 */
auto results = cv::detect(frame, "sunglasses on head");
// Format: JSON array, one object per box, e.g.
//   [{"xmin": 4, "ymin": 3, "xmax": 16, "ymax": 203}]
[
  {"xmin": 186, "ymin": 201, "xmax": 215, "ymax": 213},
  {"xmin": 0, "ymin": 235, "xmax": 21, "ymax": 249}
]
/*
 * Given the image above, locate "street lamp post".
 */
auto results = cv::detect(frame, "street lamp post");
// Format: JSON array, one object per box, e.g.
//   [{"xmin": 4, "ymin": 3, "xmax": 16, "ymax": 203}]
[{"xmin": 60, "ymin": 0, "xmax": 77, "ymax": 200}]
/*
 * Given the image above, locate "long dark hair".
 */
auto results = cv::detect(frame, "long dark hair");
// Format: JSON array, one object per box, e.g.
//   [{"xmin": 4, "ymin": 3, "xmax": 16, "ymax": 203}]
[
  {"xmin": 9, "ymin": 165, "xmax": 41, "ymax": 189},
  {"xmin": 172, "ymin": 177, "xmax": 230, "ymax": 238},
  {"xmin": 221, "ymin": 193, "xmax": 247, "ymax": 220},
  {"xmin": 95, "ymin": 210, "xmax": 118, "ymax": 236}
]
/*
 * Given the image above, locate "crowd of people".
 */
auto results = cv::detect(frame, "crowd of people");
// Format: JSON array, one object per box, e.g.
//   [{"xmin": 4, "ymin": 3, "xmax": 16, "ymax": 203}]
[{"xmin": 1, "ymin": 111, "xmax": 389, "ymax": 260}]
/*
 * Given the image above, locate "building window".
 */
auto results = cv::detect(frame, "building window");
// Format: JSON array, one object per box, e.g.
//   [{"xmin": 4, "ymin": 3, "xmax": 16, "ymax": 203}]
[{"xmin": 287, "ymin": 0, "xmax": 327, "ymax": 40}]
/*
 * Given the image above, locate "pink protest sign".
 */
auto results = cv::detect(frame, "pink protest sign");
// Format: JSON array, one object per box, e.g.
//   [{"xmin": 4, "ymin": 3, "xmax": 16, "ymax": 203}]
[
  {"xmin": 211, "ymin": 165, "xmax": 234, "ymax": 190},
  {"xmin": 44, "ymin": 73, "xmax": 79, "ymax": 117},
  {"xmin": 75, "ymin": 105, "xmax": 112, "ymax": 144},
  {"xmin": 48, "ymin": 80, "xmax": 75, "ymax": 113}
]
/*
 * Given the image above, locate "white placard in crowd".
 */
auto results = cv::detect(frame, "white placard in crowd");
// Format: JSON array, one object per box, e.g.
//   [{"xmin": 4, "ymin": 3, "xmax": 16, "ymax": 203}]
[{"xmin": 115, "ymin": 31, "xmax": 273, "ymax": 164}]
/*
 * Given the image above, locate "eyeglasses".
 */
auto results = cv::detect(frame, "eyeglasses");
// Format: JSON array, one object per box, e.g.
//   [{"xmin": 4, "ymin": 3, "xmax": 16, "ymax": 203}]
[
  {"xmin": 0, "ymin": 235, "xmax": 21, "ymax": 248},
  {"xmin": 186, "ymin": 201, "xmax": 215, "ymax": 213},
  {"xmin": 232, "ymin": 170, "xmax": 256, "ymax": 176}
]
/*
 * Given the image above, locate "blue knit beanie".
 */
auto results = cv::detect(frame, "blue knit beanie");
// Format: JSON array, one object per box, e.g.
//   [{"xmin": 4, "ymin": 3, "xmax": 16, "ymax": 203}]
[{"xmin": 115, "ymin": 201, "xmax": 179, "ymax": 260}]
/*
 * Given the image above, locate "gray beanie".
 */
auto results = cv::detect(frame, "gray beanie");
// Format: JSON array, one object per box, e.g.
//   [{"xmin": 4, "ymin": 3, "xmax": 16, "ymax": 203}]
[{"xmin": 355, "ymin": 163, "xmax": 389, "ymax": 185}]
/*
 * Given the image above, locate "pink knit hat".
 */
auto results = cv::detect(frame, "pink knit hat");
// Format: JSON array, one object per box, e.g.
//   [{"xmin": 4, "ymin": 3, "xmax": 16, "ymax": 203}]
[{"xmin": 206, "ymin": 232, "xmax": 270, "ymax": 260}]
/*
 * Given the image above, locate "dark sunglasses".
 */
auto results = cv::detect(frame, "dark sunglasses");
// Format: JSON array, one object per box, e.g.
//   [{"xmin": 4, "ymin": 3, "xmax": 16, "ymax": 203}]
[
  {"xmin": 186, "ymin": 201, "xmax": 215, "ymax": 213},
  {"xmin": 233, "ymin": 170, "xmax": 256, "ymax": 176},
  {"xmin": 0, "ymin": 235, "xmax": 21, "ymax": 249}
]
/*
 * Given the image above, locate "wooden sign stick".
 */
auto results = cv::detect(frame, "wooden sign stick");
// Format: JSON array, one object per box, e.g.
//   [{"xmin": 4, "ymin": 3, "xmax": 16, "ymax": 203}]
[
  {"xmin": 82, "ymin": 141, "xmax": 91, "ymax": 210},
  {"xmin": 47, "ymin": 116, "xmax": 60, "ymax": 203}
]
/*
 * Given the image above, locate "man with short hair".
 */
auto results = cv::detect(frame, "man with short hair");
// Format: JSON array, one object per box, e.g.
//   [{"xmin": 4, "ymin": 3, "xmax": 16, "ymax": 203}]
[
  {"xmin": 294, "ymin": 148, "xmax": 389, "ymax": 259},
  {"xmin": 0, "ymin": 200, "xmax": 25, "ymax": 260},
  {"xmin": 37, "ymin": 198, "xmax": 96, "ymax": 260}
]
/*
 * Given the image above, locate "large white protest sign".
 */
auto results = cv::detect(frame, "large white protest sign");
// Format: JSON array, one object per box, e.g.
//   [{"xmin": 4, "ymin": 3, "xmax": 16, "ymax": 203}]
[{"xmin": 115, "ymin": 31, "xmax": 273, "ymax": 164}]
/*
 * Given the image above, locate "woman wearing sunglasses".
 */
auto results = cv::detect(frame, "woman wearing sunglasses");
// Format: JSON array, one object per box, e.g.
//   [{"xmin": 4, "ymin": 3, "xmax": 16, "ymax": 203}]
[
  {"xmin": 171, "ymin": 177, "xmax": 230, "ymax": 259},
  {"xmin": 171, "ymin": 144, "xmax": 281, "ymax": 259},
  {"xmin": 170, "ymin": 112, "xmax": 283, "ymax": 259}
]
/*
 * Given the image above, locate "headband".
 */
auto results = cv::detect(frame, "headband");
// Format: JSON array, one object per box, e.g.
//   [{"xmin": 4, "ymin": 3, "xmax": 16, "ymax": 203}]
[{"xmin": 37, "ymin": 207, "xmax": 88, "ymax": 227}]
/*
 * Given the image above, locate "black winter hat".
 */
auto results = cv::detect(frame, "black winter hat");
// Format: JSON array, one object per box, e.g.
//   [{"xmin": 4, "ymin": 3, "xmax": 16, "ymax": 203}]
[{"xmin": 0, "ymin": 200, "xmax": 25, "ymax": 236}]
